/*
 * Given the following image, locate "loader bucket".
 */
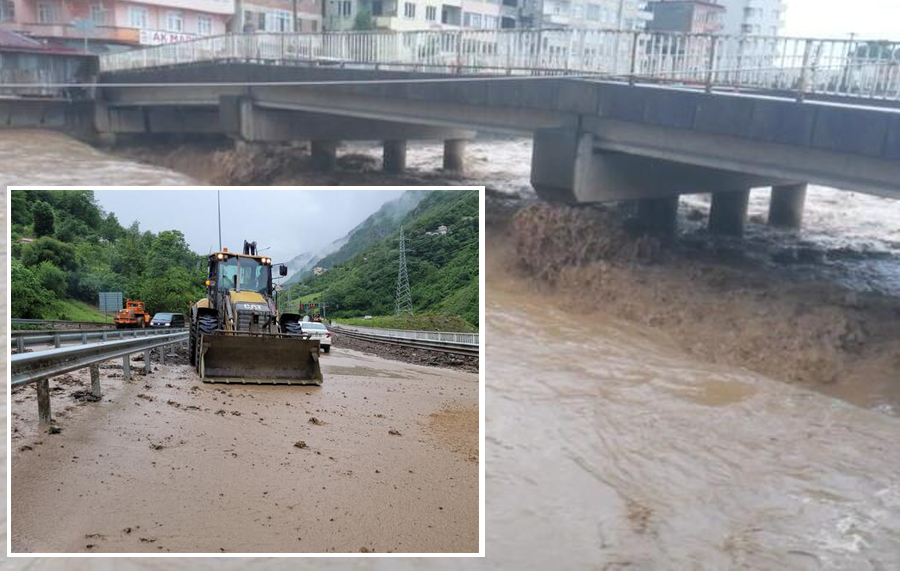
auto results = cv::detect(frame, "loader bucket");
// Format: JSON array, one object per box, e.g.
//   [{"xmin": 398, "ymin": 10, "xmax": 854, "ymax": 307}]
[{"xmin": 199, "ymin": 332, "xmax": 322, "ymax": 385}]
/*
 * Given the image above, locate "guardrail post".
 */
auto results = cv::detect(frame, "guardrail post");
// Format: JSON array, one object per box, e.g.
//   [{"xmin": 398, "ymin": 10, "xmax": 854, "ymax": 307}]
[
  {"xmin": 628, "ymin": 32, "xmax": 639, "ymax": 85},
  {"xmin": 122, "ymin": 356, "xmax": 131, "ymax": 381},
  {"xmin": 37, "ymin": 378, "xmax": 51, "ymax": 430},
  {"xmin": 102, "ymin": 331, "xmax": 108, "ymax": 342},
  {"xmin": 144, "ymin": 350, "xmax": 152, "ymax": 374},
  {"xmin": 53, "ymin": 333, "xmax": 61, "ymax": 348},
  {"xmin": 90, "ymin": 365, "xmax": 101, "ymax": 398},
  {"xmin": 16, "ymin": 336, "xmax": 24, "ymax": 353},
  {"xmin": 161, "ymin": 347, "xmax": 167, "ymax": 365},
  {"xmin": 81, "ymin": 332, "xmax": 88, "ymax": 345}
]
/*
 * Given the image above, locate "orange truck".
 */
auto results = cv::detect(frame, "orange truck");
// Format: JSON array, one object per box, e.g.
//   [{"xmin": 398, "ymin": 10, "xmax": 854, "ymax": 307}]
[{"xmin": 115, "ymin": 300, "xmax": 151, "ymax": 329}]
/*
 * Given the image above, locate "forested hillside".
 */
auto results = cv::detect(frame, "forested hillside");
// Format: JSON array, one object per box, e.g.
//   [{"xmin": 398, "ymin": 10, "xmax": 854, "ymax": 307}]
[
  {"xmin": 284, "ymin": 190, "xmax": 479, "ymax": 327},
  {"xmin": 10, "ymin": 190, "xmax": 204, "ymax": 320}
]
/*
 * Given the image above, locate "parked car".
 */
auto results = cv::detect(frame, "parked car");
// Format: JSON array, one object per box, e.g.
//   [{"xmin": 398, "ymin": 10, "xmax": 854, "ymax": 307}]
[
  {"xmin": 302, "ymin": 322, "xmax": 332, "ymax": 353},
  {"xmin": 150, "ymin": 313, "xmax": 186, "ymax": 328}
]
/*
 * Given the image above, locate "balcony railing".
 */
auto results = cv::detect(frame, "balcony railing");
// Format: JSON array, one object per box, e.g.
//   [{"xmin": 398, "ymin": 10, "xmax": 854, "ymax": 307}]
[{"xmin": 98, "ymin": 29, "xmax": 900, "ymax": 102}]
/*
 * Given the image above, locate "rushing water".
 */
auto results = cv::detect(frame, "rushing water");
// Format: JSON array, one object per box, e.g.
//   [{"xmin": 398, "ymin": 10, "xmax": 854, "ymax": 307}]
[{"xmin": 3, "ymin": 131, "xmax": 900, "ymax": 567}]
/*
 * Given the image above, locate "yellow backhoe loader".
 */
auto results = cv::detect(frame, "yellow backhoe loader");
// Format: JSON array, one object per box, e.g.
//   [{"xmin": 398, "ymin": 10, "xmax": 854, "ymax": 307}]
[{"xmin": 189, "ymin": 240, "xmax": 322, "ymax": 385}]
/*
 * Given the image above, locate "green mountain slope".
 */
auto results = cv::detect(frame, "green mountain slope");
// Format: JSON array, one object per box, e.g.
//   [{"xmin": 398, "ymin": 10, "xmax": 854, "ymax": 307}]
[
  {"xmin": 284, "ymin": 189, "xmax": 430, "ymax": 285},
  {"xmin": 283, "ymin": 190, "xmax": 479, "ymax": 327}
]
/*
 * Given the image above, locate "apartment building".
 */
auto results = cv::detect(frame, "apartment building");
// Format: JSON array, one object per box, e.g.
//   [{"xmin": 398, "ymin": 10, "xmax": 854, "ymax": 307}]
[
  {"xmin": 519, "ymin": 0, "xmax": 652, "ymax": 30},
  {"xmin": 717, "ymin": 0, "xmax": 784, "ymax": 37},
  {"xmin": 324, "ymin": 0, "xmax": 512, "ymax": 31},
  {"xmin": 238, "ymin": 0, "xmax": 322, "ymax": 33},
  {"xmin": 0, "ymin": 1, "xmax": 234, "ymax": 50},
  {"xmin": 647, "ymin": 0, "xmax": 724, "ymax": 34}
]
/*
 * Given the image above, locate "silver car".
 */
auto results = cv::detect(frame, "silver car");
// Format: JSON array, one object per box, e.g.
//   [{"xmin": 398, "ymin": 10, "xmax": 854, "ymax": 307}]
[{"xmin": 302, "ymin": 322, "xmax": 332, "ymax": 353}]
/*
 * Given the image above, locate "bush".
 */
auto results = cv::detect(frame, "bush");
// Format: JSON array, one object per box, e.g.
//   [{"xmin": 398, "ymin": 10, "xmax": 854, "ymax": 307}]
[
  {"xmin": 20, "ymin": 236, "xmax": 77, "ymax": 270},
  {"xmin": 33, "ymin": 261, "xmax": 68, "ymax": 298},
  {"xmin": 11, "ymin": 259, "xmax": 56, "ymax": 318}
]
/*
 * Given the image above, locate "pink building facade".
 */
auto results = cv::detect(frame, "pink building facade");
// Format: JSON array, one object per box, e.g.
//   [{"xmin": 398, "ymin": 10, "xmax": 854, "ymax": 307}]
[{"xmin": 0, "ymin": 0, "xmax": 234, "ymax": 48}]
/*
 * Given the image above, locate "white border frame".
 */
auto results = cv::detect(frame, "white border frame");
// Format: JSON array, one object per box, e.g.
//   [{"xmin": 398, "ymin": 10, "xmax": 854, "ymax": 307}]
[{"xmin": 6, "ymin": 185, "xmax": 486, "ymax": 558}]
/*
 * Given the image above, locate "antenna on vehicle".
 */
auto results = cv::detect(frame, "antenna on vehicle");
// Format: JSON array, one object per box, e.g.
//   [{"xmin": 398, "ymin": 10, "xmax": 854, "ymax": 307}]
[{"xmin": 217, "ymin": 190, "xmax": 223, "ymax": 251}]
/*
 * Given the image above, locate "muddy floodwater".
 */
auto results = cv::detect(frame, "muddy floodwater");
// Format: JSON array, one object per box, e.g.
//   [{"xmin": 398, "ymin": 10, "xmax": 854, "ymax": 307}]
[{"xmin": 3, "ymin": 131, "xmax": 900, "ymax": 567}]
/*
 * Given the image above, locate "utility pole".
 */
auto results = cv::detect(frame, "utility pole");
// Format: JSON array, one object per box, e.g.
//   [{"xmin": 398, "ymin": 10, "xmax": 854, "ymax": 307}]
[
  {"xmin": 395, "ymin": 227, "xmax": 412, "ymax": 315},
  {"xmin": 217, "ymin": 190, "xmax": 222, "ymax": 251}
]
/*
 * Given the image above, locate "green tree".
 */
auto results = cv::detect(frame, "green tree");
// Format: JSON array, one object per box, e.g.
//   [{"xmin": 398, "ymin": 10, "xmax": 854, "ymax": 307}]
[
  {"xmin": 33, "ymin": 261, "xmax": 68, "ymax": 298},
  {"xmin": 146, "ymin": 230, "xmax": 198, "ymax": 276},
  {"xmin": 32, "ymin": 201, "xmax": 55, "ymax": 237},
  {"xmin": 138, "ymin": 267, "xmax": 204, "ymax": 315},
  {"xmin": 11, "ymin": 259, "xmax": 55, "ymax": 318},
  {"xmin": 21, "ymin": 237, "xmax": 78, "ymax": 270},
  {"xmin": 11, "ymin": 191, "xmax": 32, "ymax": 227}
]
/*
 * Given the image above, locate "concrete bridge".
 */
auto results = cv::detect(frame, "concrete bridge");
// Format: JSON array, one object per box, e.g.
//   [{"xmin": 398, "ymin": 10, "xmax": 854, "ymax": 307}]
[{"xmin": 8, "ymin": 29, "xmax": 900, "ymax": 235}]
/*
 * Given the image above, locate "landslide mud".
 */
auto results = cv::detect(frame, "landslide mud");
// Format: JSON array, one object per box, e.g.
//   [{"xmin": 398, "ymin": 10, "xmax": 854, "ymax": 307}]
[
  {"xmin": 507, "ymin": 200, "xmax": 900, "ymax": 414},
  {"xmin": 10, "ymin": 348, "xmax": 478, "ymax": 553},
  {"xmin": 335, "ymin": 333, "xmax": 479, "ymax": 373}
]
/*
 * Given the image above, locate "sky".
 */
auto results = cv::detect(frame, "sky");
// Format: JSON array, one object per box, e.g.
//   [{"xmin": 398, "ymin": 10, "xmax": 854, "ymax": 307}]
[
  {"xmin": 783, "ymin": 0, "xmax": 900, "ymax": 40},
  {"xmin": 93, "ymin": 188, "xmax": 406, "ymax": 264}
]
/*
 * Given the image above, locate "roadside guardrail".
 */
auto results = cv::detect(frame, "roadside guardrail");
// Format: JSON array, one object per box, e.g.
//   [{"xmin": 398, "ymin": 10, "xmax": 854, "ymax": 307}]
[
  {"xmin": 12, "ymin": 327, "xmax": 188, "ymax": 352},
  {"xmin": 12, "ymin": 318, "xmax": 114, "ymax": 330},
  {"xmin": 330, "ymin": 324, "xmax": 479, "ymax": 357},
  {"xmin": 11, "ymin": 332, "xmax": 189, "ymax": 430}
]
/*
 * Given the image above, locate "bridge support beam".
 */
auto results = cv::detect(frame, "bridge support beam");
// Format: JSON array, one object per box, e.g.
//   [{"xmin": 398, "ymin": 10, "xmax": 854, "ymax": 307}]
[
  {"xmin": 311, "ymin": 140, "xmax": 338, "ymax": 172},
  {"xmin": 709, "ymin": 189, "xmax": 751, "ymax": 236},
  {"xmin": 637, "ymin": 196, "xmax": 680, "ymax": 236},
  {"xmin": 383, "ymin": 140, "xmax": 407, "ymax": 173},
  {"xmin": 768, "ymin": 183, "xmax": 807, "ymax": 229},
  {"xmin": 443, "ymin": 139, "xmax": 466, "ymax": 172}
]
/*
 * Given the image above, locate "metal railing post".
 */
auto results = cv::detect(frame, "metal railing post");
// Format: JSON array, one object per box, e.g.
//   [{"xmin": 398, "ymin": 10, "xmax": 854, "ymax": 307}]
[
  {"xmin": 53, "ymin": 333, "xmax": 61, "ymax": 348},
  {"xmin": 82, "ymin": 332, "xmax": 88, "ymax": 345},
  {"xmin": 797, "ymin": 39, "xmax": 812, "ymax": 102},
  {"xmin": 90, "ymin": 365, "xmax": 101, "ymax": 398},
  {"xmin": 144, "ymin": 350, "xmax": 152, "ymax": 374},
  {"xmin": 628, "ymin": 32, "xmax": 640, "ymax": 85},
  {"xmin": 16, "ymin": 337, "xmax": 24, "ymax": 353},
  {"xmin": 705, "ymin": 35, "xmax": 718, "ymax": 93},
  {"xmin": 122, "ymin": 355, "xmax": 131, "ymax": 381},
  {"xmin": 37, "ymin": 378, "xmax": 52, "ymax": 429}
]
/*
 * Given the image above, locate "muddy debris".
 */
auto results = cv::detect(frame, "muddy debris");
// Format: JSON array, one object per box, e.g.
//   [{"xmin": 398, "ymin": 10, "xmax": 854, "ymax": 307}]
[
  {"xmin": 388, "ymin": 429, "xmax": 402, "ymax": 436},
  {"xmin": 70, "ymin": 390, "xmax": 101, "ymax": 403},
  {"xmin": 308, "ymin": 417, "xmax": 324, "ymax": 426},
  {"xmin": 294, "ymin": 441, "xmax": 308, "ymax": 449},
  {"xmin": 149, "ymin": 443, "xmax": 165, "ymax": 451}
]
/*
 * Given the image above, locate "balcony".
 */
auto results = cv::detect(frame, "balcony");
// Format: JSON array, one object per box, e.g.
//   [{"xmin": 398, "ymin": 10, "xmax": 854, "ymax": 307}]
[{"xmin": 16, "ymin": 22, "xmax": 140, "ymax": 44}]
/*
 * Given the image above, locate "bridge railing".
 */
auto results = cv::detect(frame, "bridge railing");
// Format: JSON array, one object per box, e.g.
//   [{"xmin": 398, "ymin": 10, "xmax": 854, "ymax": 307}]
[
  {"xmin": 331, "ymin": 323, "xmax": 479, "ymax": 346},
  {"xmin": 99, "ymin": 30, "xmax": 900, "ymax": 101}
]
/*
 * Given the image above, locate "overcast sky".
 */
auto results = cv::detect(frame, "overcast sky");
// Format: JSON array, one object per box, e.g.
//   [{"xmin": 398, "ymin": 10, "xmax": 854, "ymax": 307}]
[
  {"xmin": 93, "ymin": 188, "xmax": 406, "ymax": 263},
  {"xmin": 784, "ymin": 0, "xmax": 900, "ymax": 40}
]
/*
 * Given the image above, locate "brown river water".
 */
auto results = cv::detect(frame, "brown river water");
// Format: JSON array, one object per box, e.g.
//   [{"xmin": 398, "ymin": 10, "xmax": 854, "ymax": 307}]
[{"xmin": 3, "ymin": 130, "xmax": 900, "ymax": 567}]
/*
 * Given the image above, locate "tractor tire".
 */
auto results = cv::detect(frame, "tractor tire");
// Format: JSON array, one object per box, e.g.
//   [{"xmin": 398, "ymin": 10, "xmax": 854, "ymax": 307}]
[
  {"xmin": 284, "ymin": 320, "xmax": 303, "ymax": 335},
  {"xmin": 323, "ymin": 345, "xmax": 330, "ymax": 353},
  {"xmin": 193, "ymin": 315, "xmax": 218, "ymax": 371},
  {"xmin": 189, "ymin": 321, "xmax": 197, "ymax": 367}
]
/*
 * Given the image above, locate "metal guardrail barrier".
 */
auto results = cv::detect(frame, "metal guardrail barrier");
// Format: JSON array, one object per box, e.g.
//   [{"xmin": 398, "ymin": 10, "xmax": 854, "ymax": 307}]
[
  {"xmin": 12, "ymin": 327, "xmax": 188, "ymax": 352},
  {"xmin": 330, "ymin": 324, "xmax": 479, "ymax": 357},
  {"xmin": 11, "ymin": 318, "xmax": 114, "ymax": 330},
  {"xmin": 332, "ymin": 323, "xmax": 478, "ymax": 345},
  {"xmin": 11, "ymin": 332, "xmax": 189, "ymax": 429},
  {"xmin": 98, "ymin": 30, "xmax": 900, "ymax": 102}
]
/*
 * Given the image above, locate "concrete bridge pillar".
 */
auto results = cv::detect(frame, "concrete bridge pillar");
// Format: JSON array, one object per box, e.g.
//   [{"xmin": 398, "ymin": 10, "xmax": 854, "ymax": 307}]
[
  {"xmin": 709, "ymin": 189, "xmax": 751, "ymax": 236},
  {"xmin": 311, "ymin": 140, "xmax": 338, "ymax": 172},
  {"xmin": 443, "ymin": 139, "xmax": 466, "ymax": 172},
  {"xmin": 637, "ymin": 196, "xmax": 680, "ymax": 236},
  {"xmin": 383, "ymin": 140, "xmax": 407, "ymax": 173},
  {"xmin": 768, "ymin": 183, "xmax": 807, "ymax": 229}
]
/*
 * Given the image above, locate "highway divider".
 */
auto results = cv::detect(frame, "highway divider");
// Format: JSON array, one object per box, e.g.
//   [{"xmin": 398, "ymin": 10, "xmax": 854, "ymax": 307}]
[
  {"xmin": 12, "ymin": 327, "xmax": 188, "ymax": 352},
  {"xmin": 330, "ymin": 324, "xmax": 479, "ymax": 357}
]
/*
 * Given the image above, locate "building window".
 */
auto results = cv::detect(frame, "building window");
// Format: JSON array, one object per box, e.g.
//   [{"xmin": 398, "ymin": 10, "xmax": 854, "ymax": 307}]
[
  {"xmin": 463, "ymin": 11, "xmax": 481, "ymax": 28},
  {"xmin": 339, "ymin": 1, "xmax": 352, "ymax": 17},
  {"xmin": 198, "ymin": 15, "xmax": 212, "ymax": 35},
  {"xmin": 258, "ymin": 11, "xmax": 267, "ymax": 30},
  {"xmin": 586, "ymin": 4, "xmax": 599, "ymax": 20},
  {"xmin": 372, "ymin": 1, "xmax": 383, "ymax": 15},
  {"xmin": 425, "ymin": 5, "xmax": 436, "ymax": 21},
  {"xmin": 89, "ymin": 4, "xmax": 108, "ymax": 24},
  {"xmin": 273, "ymin": 9, "xmax": 291, "ymax": 32},
  {"xmin": 311, "ymin": 20, "xmax": 318, "ymax": 32},
  {"xmin": 0, "ymin": 0, "xmax": 15, "ymax": 22},
  {"xmin": 484, "ymin": 15, "xmax": 498, "ymax": 29},
  {"xmin": 404, "ymin": 2, "xmax": 416, "ymax": 18},
  {"xmin": 37, "ymin": 2, "xmax": 57, "ymax": 23},
  {"xmin": 166, "ymin": 11, "xmax": 183, "ymax": 32},
  {"xmin": 129, "ymin": 6, "xmax": 148, "ymax": 29}
]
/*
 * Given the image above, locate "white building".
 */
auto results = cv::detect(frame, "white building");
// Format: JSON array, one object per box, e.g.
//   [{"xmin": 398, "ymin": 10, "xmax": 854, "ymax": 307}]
[
  {"xmin": 520, "ymin": 0, "xmax": 652, "ymax": 30},
  {"xmin": 717, "ymin": 0, "xmax": 784, "ymax": 37},
  {"xmin": 325, "ymin": 0, "xmax": 510, "ymax": 31}
]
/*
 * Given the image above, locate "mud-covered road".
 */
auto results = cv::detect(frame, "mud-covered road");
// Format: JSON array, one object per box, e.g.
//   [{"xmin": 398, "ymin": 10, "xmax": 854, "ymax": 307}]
[{"xmin": 10, "ymin": 348, "xmax": 479, "ymax": 554}]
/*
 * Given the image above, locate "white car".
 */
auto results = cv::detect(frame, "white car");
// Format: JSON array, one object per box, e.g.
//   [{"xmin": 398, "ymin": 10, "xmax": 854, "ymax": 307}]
[{"xmin": 302, "ymin": 322, "xmax": 332, "ymax": 353}]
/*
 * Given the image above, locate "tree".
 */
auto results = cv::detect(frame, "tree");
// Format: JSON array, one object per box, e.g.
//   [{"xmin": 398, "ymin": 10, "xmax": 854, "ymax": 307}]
[
  {"xmin": 353, "ymin": 7, "xmax": 374, "ymax": 30},
  {"xmin": 11, "ymin": 191, "xmax": 32, "ymax": 228},
  {"xmin": 138, "ymin": 267, "xmax": 204, "ymax": 315},
  {"xmin": 33, "ymin": 261, "xmax": 68, "ymax": 298},
  {"xmin": 33, "ymin": 201, "xmax": 55, "ymax": 237},
  {"xmin": 11, "ymin": 259, "xmax": 55, "ymax": 318},
  {"xmin": 146, "ymin": 230, "xmax": 198, "ymax": 276}
]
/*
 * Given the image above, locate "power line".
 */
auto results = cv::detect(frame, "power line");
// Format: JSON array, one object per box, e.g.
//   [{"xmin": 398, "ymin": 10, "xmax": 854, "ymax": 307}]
[{"xmin": 395, "ymin": 226, "xmax": 412, "ymax": 316}]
